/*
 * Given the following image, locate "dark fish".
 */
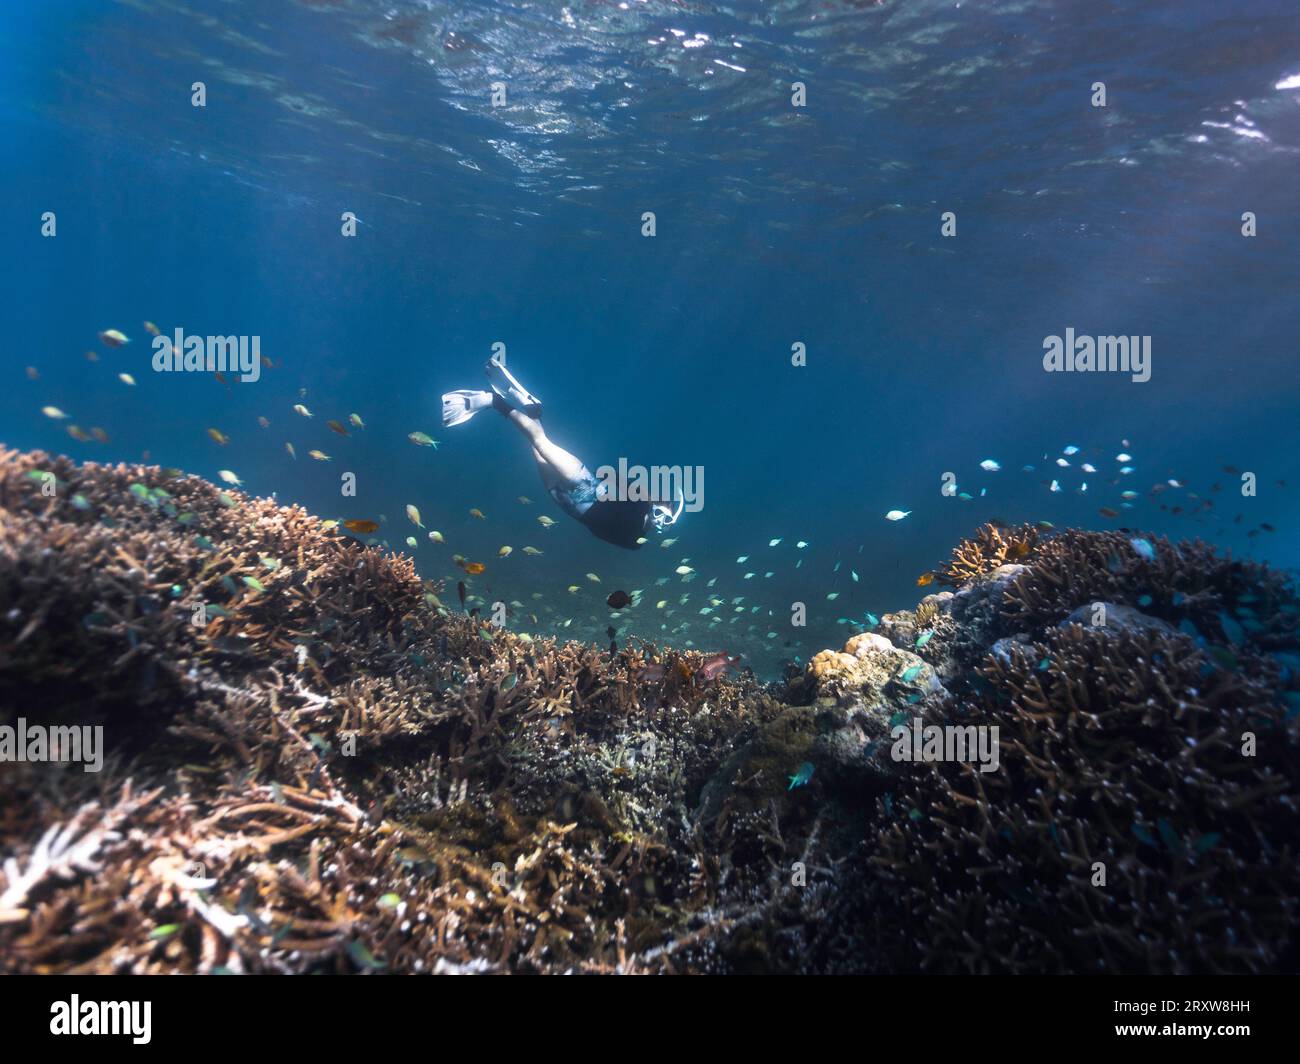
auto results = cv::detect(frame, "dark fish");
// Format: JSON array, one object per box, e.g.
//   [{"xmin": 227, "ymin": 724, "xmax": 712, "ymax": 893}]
[
  {"xmin": 606, "ymin": 589, "xmax": 631, "ymax": 609},
  {"xmin": 1098, "ymin": 507, "xmax": 1119, "ymax": 518},
  {"xmin": 457, "ymin": 580, "xmax": 467, "ymax": 609},
  {"xmin": 699, "ymin": 652, "xmax": 741, "ymax": 682}
]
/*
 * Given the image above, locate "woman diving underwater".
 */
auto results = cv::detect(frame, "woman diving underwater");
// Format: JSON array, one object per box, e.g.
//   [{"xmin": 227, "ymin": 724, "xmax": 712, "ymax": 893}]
[{"xmin": 441, "ymin": 353, "xmax": 683, "ymax": 549}]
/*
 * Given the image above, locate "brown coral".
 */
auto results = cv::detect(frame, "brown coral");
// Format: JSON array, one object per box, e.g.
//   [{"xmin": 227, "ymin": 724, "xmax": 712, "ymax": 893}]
[
  {"xmin": 937, "ymin": 522, "xmax": 1040, "ymax": 586},
  {"xmin": 0, "ymin": 448, "xmax": 796, "ymax": 974},
  {"xmin": 853, "ymin": 622, "xmax": 1300, "ymax": 974},
  {"xmin": 3, "ymin": 452, "xmax": 1297, "ymax": 976}
]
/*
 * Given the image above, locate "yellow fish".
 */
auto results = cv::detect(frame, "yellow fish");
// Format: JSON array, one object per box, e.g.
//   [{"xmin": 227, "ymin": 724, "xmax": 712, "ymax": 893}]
[
  {"xmin": 98, "ymin": 328, "xmax": 129, "ymax": 347},
  {"xmin": 427, "ymin": 530, "xmax": 444, "ymax": 544},
  {"xmin": 218, "ymin": 470, "xmax": 242, "ymax": 486},
  {"xmin": 405, "ymin": 536, "xmax": 418, "ymax": 548},
  {"xmin": 118, "ymin": 373, "xmax": 136, "ymax": 386},
  {"xmin": 293, "ymin": 403, "xmax": 312, "ymax": 418},
  {"xmin": 567, "ymin": 585, "xmax": 580, "ymax": 594},
  {"xmin": 41, "ymin": 406, "xmax": 68, "ymax": 419},
  {"xmin": 469, "ymin": 508, "xmax": 485, "ymax": 520},
  {"xmin": 308, "ymin": 449, "xmax": 331, "ymax": 461},
  {"xmin": 537, "ymin": 515, "xmax": 555, "ymax": 528},
  {"xmin": 286, "ymin": 442, "xmax": 296, "ymax": 460},
  {"xmin": 207, "ymin": 427, "xmax": 229, "ymax": 446},
  {"xmin": 349, "ymin": 413, "xmax": 365, "ymax": 429},
  {"xmin": 406, "ymin": 504, "xmax": 423, "ymax": 527},
  {"xmin": 498, "ymin": 545, "xmax": 513, "ymax": 557},
  {"xmin": 143, "ymin": 321, "xmax": 160, "ymax": 336}
]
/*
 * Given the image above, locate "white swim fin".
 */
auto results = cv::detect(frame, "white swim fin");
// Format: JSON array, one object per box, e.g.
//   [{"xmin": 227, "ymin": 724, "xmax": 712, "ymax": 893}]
[
  {"xmin": 442, "ymin": 389, "xmax": 494, "ymax": 427},
  {"xmin": 484, "ymin": 354, "xmax": 542, "ymax": 418}
]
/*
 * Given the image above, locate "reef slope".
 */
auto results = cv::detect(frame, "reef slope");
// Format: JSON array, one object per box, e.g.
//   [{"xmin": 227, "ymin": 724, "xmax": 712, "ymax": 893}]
[{"xmin": 0, "ymin": 450, "xmax": 1296, "ymax": 974}]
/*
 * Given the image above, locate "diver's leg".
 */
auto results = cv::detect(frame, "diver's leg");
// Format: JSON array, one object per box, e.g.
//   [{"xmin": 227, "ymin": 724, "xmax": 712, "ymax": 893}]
[{"xmin": 502, "ymin": 408, "xmax": 586, "ymax": 485}]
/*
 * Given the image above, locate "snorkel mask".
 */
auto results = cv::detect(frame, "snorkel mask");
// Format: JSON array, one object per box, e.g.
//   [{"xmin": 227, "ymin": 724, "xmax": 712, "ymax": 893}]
[{"xmin": 650, "ymin": 491, "xmax": 684, "ymax": 533}]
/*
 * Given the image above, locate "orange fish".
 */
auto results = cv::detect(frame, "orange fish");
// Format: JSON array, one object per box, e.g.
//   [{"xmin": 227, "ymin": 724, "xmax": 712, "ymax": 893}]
[
  {"xmin": 916, "ymin": 572, "xmax": 935, "ymax": 587},
  {"xmin": 463, "ymin": 562, "xmax": 486, "ymax": 575},
  {"xmin": 327, "ymin": 420, "xmax": 350, "ymax": 436},
  {"xmin": 343, "ymin": 519, "xmax": 380, "ymax": 534}
]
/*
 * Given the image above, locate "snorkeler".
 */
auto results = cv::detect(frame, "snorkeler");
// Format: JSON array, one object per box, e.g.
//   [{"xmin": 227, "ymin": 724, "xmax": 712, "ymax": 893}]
[{"xmin": 442, "ymin": 353, "xmax": 682, "ymax": 549}]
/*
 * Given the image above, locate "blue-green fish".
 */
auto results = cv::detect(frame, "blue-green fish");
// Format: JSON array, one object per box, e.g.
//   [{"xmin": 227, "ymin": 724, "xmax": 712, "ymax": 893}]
[
  {"xmin": 787, "ymin": 762, "xmax": 815, "ymax": 790},
  {"xmin": 1130, "ymin": 536, "xmax": 1156, "ymax": 561}
]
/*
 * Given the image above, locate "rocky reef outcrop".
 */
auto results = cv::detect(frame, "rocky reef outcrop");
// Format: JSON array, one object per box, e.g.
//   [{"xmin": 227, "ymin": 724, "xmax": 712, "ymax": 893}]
[{"xmin": 1, "ymin": 450, "xmax": 1296, "ymax": 974}]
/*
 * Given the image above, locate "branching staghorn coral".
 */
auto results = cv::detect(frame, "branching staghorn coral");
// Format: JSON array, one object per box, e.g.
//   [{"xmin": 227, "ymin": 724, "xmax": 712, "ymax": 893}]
[
  {"xmin": 855, "ymin": 620, "xmax": 1299, "ymax": 974},
  {"xmin": 2, "ymin": 450, "xmax": 1296, "ymax": 974},
  {"xmin": 937, "ymin": 522, "xmax": 1040, "ymax": 586}
]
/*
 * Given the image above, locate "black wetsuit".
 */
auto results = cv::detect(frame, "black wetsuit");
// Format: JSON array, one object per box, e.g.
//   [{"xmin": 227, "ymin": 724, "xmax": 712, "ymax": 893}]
[
  {"xmin": 580, "ymin": 497, "xmax": 653, "ymax": 549},
  {"xmin": 547, "ymin": 465, "xmax": 652, "ymax": 549}
]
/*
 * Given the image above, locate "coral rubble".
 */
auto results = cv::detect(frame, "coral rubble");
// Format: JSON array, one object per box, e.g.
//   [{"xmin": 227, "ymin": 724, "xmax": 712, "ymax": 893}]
[{"xmin": 1, "ymin": 464, "xmax": 1297, "ymax": 974}]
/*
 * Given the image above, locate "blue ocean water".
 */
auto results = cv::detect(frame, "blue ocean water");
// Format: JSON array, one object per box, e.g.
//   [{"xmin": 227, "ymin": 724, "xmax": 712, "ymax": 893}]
[{"xmin": 3, "ymin": 0, "xmax": 1298, "ymax": 677}]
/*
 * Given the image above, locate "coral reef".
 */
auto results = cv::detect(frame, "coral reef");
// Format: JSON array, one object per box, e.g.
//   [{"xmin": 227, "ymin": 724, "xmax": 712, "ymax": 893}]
[
  {"xmin": 1, "ymin": 465, "xmax": 1297, "ymax": 974},
  {"xmin": 0, "ymin": 448, "xmax": 817, "ymax": 973},
  {"xmin": 817, "ymin": 525, "xmax": 1300, "ymax": 973}
]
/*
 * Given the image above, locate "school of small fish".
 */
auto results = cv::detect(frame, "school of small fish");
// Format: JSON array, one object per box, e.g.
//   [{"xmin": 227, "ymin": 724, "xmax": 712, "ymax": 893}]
[{"xmin": 23, "ymin": 326, "xmax": 1285, "ymax": 677}]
